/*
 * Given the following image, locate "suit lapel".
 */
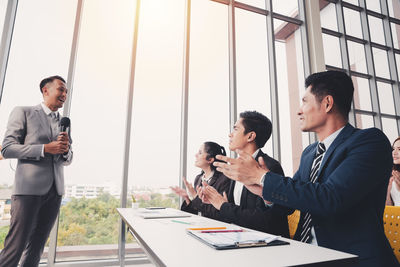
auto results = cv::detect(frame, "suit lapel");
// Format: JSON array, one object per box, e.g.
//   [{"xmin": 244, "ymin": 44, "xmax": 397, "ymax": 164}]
[
  {"xmin": 208, "ymin": 173, "xmax": 218, "ymax": 187},
  {"xmin": 318, "ymin": 124, "xmax": 355, "ymax": 175},
  {"xmin": 34, "ymin": 104, "xmax": 52, "ymax": 141}
]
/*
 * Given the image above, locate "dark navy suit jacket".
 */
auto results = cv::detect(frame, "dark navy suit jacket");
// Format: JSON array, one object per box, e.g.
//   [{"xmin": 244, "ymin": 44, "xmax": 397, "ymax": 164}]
[
  {"xmin": 263, "ymin": 124, "xmax": 398, "ymax": 267},
  {"xmin": 218, "ymin": 150, "xmax": 289, "ymax": 237}
]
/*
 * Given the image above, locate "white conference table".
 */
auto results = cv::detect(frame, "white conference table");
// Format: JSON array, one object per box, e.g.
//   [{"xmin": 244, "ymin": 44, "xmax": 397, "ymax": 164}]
[{"xmin": 117, "ymin": 208, "xmax": 358, "ymax": 267}]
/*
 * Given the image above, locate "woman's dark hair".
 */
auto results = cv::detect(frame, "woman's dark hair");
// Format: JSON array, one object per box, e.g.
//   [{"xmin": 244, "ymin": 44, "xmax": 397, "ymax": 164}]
[
  {"xmin": 203, "ymin": 141, "xmax": 226, "ymax": 172},
  {"xmin": 393, "ymin": 137, "xmax": 400, "ymax": 171}
]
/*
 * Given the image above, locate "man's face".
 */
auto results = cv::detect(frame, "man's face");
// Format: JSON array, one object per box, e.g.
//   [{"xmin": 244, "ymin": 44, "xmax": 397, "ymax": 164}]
[
  {"xmin": 43, "ymin": 79, "xmax": 67, "ymax": 111},
  {"xmin": 229, "ymin": 118, "xmax": 251, "ymax": 151},
  {"xmin": 298, "ymin": 86, "xmax": 327, "ymax": 132}
]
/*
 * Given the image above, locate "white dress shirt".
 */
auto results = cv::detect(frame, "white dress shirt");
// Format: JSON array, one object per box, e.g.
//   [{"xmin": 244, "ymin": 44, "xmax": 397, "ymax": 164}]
[
  {"xmin": 233, "ymin": 149, "xmax": 260, "ymax": 205},
  {"xmin": 40, "ymin": 102, "xmax": 71, "ymax": 160}
]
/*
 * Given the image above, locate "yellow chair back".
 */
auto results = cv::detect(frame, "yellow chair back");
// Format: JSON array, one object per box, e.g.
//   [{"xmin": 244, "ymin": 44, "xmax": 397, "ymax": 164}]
[
  {"xmin": 383, "ymin": 206, "xmax": 400, "ymax": 263},
  {"xmin": 287, "ymin": 210, "xmax": 300, "ymax": 239}
]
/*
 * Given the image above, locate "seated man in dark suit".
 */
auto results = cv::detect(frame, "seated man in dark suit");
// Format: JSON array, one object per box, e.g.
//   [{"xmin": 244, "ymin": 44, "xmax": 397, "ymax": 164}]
[
  {"xmin": 199, "ymin": 111, "xmax": 289, "ymax": 237},
  {"xmin": 213, "ymin": 71, "xmax": 398, "ymax": 267}
]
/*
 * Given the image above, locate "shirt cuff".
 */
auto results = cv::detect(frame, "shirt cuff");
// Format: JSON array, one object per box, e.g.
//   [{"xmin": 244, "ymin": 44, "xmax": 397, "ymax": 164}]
[
  {"xmin": 62, "ymin": 149, "xmax": 72, "ymax": 160},
  {"xmin": 41, "ymin": 145, "xmax": 45, "ymax": 157}
]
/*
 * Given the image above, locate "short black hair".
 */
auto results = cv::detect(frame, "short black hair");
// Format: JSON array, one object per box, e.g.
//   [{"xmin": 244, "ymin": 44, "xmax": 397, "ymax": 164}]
[
  {"xmin": 203, "ymin": 141, "xmax": 226, "ymax": 172},
  {"xmin": 305, "ymin": 70, "xmax": 354, "ymax": 120},
  {"xmin": 239, "ymin": 111, "xmax": 272, "ymax": 149},
  {"xmin": 39, "ymin": 75, "xmax": 66, "ymax": 93}
]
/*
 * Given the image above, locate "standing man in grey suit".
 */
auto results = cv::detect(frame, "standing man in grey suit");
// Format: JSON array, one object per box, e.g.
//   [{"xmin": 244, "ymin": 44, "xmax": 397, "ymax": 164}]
[{"xmin": 0, "ymin": 75, "xmax": 73, "ymax": 267}]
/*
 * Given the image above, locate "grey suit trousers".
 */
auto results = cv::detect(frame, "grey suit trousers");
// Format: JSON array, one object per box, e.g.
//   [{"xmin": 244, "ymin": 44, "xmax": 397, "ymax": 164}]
[{"xmin": 0, "ymin": 183, "xmax": 61, "ymax": 267}]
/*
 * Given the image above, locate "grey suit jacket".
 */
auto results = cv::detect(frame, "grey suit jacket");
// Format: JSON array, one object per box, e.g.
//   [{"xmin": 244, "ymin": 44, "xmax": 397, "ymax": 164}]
[{"xmin": 1, "ymin": 104, "xmax": 73, "ymax": 195}]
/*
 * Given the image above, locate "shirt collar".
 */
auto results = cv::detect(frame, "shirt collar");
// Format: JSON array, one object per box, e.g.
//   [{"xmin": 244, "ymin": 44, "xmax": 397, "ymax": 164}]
[
  {"xmin": 252, "ymin": 149, "xmax": 260, "ymax": 159},
  {"xmin": 41, "ymin": 102, "xmax": 53, "ymax": 115},
  {"xmin": 320, "ymin": 126, "xmax": 345, "ymax": 151}
]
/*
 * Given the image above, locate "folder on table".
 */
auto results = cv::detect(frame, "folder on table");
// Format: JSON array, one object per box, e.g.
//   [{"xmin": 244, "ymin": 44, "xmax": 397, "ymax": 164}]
[{"xmin": 186, "ymin": 228, "xmax": 289, "ymax": 250}]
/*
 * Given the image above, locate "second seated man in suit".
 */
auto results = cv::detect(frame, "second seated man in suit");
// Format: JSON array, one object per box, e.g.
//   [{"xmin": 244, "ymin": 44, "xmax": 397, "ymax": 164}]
[
  {"xmin": 213, "ymin": 71, "xmax": 398, "ymax": 267},
  {"xmin": 0, "ymin": 75, "xmax": 73, "ymax": 267},
  {"xmin": 199, "ymin": 111, "xmax": 289, "ymax": 237}
]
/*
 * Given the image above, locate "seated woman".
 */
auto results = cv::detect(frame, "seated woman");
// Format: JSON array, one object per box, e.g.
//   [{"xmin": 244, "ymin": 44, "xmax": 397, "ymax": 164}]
[
  {"xmin": 171, "ymin": 141, "xmax": 230, "ymax": 219},
  {"xmin": 386, "ymin": 137, "xmax": 400, "ymax": 206}
]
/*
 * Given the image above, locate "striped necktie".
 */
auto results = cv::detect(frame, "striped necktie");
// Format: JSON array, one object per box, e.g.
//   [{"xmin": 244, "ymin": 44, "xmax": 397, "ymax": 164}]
[{"xmin": 299, "ymin": 142, "xmax": 326, "ymax": 243}]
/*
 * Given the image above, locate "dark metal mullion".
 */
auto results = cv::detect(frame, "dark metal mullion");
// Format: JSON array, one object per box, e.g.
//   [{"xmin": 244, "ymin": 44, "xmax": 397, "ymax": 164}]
[
  {"xmin": 354, "ymin": 109, "xmax": 377, "ymax": 116},
  {"xmin": 234, "ymin": 1, "xmax": 268, "ymax": 16},
  {"xmin": 322, "ymin": 28, "xmax": 342, "ymax": 37},
  {"xmin": 228, "ymin": 0, "xmax": 237, "ymax": 158},
  {"xmin": 335, "ymin": 2, "xmax": 356, "ymax": 125},
  {"xmin": 381, "ymin": 0, "xmax": 400, "ymax": 135},
  {"xmin": 0, "ymin": 0, "xmax": 18, "ymax": 105},
  {"xmin": 359, "ymin": 0, "xmax": 382, "ymax": 129},
  {"xmin": 298, "ymin": 0, "xmax": 311, "ymax": 78},
  {"xmin": 350, "ymin": 70, "xmax": 371, "ymax": 79},
  {"xmin": 179, "ymin": 0, "xmax": 191, "ymax": 205},
  {"xmin": 265, "ymin": 0, "xmax": 280, "ymax": 161},
  {"xmin": 389, "ymin": 17, "xmax": 400, "ymax": 25},
  {"xmin": 272, "ymin": 12, "xmax": 302, "ymax": 25},
  {"xmin": 47, "ymin": 1, "xmax": 84, "ymax": 265},
  {"xmin": 119, "ymin": 0, "xmax": 141, "ymax": 265}
]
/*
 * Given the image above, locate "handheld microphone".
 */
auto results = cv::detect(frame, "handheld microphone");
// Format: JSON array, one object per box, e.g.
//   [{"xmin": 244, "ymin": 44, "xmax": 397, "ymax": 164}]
[{"xmin": 60, "ymin": 117, "xmax": 70, "ymax": 132}]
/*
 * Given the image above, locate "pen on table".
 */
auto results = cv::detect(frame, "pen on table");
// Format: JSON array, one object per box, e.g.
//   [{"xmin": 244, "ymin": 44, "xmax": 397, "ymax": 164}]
[
  {"xmin": 201, "ymin": 229, "xmax": 244, "ymax": 233},
  {"xmin": 187, "ymin": 227, "xmax": 227, "ymax": 230},
  {"xmin": 171, "ymin": 219, "xmax": 191, "ymax": 225}
]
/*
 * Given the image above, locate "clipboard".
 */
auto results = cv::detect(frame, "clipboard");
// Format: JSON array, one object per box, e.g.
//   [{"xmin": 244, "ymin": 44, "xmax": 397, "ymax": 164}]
[{"xmin": 186, "ymin": 228, "xmax": 289, "ymax": 250}]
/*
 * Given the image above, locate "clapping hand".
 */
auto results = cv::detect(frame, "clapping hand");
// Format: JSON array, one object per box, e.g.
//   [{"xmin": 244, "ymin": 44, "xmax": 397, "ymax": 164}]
[
  {"xmin": 200, "ymin": 181, "xmax": 228, "ymax": 210},
  {"xmin": 213, "ymin": 149, "xmax": 269, "ymax": 185}
]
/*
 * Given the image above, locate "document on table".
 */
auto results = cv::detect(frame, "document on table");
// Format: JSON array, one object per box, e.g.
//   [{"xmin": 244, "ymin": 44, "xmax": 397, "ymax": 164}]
[
  {"xmin": 137, "ymin": 208, "xmax": 191, "ymax": 219},
  {"xmin": 187, "ymin": 229, "xmax": 289, "ymax": 250}
]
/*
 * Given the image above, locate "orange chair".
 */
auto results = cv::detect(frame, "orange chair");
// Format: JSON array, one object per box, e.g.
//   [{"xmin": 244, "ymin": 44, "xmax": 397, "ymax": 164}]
[
  {"xmin": 287, "ymin": 210, "xmax": 300, "ymax": 239},
  {"xmin": 383, "ymin": 206, "xmax": 400, "ymax": 263}
]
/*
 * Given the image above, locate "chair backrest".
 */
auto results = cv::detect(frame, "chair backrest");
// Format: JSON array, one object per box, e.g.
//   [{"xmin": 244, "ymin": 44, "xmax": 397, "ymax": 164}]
[
  {"xmin": 383, "ymin": 206, "xmax": 400, "ymax": 263},
  {"xmin": 287, "ymin": 210, "xmax": 300, "ymax": 239}
]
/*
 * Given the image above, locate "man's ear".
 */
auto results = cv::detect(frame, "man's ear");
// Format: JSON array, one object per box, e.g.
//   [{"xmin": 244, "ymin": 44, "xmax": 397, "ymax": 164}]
[
  {"xmin": 248, "ymin": 132, "xmax": 256, "ymax": 143},
  {"xmin": 42, "ymin": 86, "xmax": 48, "ymax": 96},
  {"xmin": 324, "ymin": 95, "xmax": 334, "ymax": 113}
]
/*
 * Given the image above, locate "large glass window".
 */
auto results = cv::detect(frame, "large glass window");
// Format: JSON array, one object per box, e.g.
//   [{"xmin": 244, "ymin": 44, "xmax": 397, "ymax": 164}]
[
  {"xmin": 272, "ymin": 0, "xmax": 298, "ymax": 17},
  {"xmin": 344, "ymin": 8, "xmax": 363, "ymax": 38},
  {"xmin": 128, "ymin": 0, "xmax": 184, "ymax": 211},
  {"xmin": 0, "ymin": 0, "xmax": 76, "ymax": 261},
  {"xmin": 275, "ymin": 20, "xmax": 306, "ymax": 175},
  {"xmin": 320, "ymin": 2, "xmax": 338, "ymax": 31},
  {"xmin": 322, "ymin": 34, "xmax": 342, "ymax": 67},
  {"xmin": 368, "ymin": 15, "xmax": 385, "ymax": 45},
  {"xmin": 187, "ymin": 0, "xmax": 229, "ymax": 181},
  {"xmin": 56, "ymin": 0, "xmax": 135, "ymax": 262},
  {"xmin": 348, "ymin": 41, "xmax": 367, "ymax": 73},
  {"xmin": 236, "ymin": 8, "xmax": 271, "ymax": 154},
  {"xmin": 320, "ymin": 1, "xmax": 400, "ymax": 141}
]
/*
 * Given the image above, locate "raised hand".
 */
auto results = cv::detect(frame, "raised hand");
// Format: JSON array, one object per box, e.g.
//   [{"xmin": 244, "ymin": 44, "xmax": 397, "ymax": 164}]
[
  {"xmin": 213, "ymin": 149, "xmax": 269, "ymax": 185},
  {"xmin": 202, "ymin": 181, "xmax": 228, "ymax": 210},
  {"xmin": 183, "ymin": 177, "xmax": 197, "ymax": 199},
  {"xmin": 170, "ymin": 186, "xmax": 190, "ymax": 204}
]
